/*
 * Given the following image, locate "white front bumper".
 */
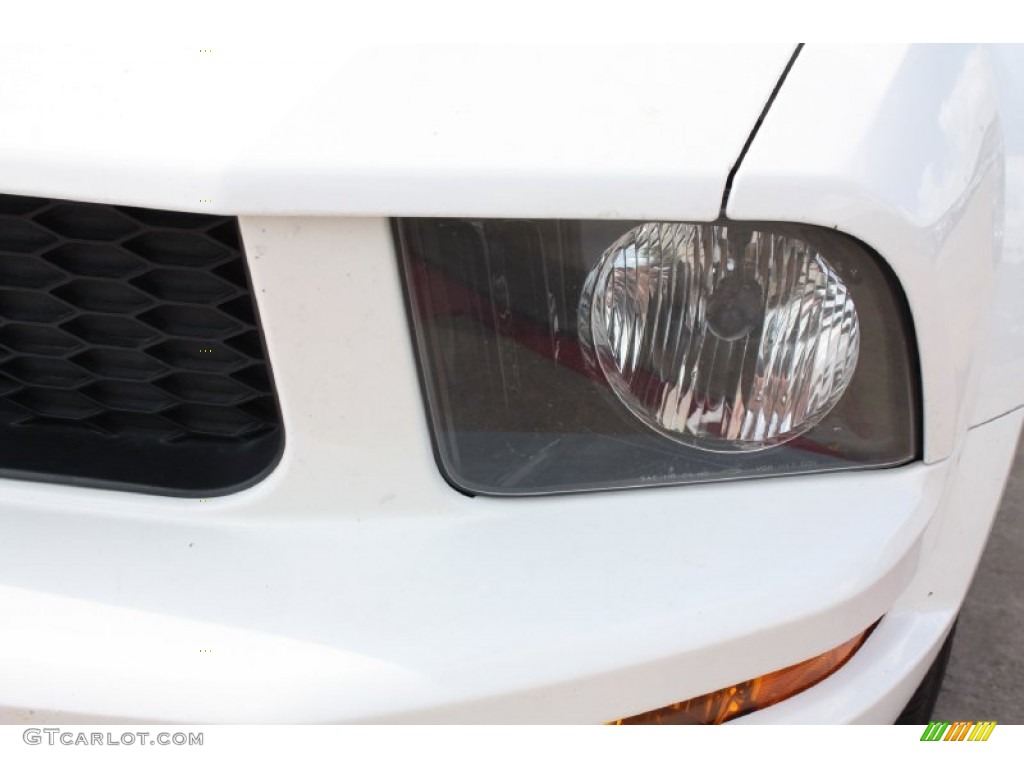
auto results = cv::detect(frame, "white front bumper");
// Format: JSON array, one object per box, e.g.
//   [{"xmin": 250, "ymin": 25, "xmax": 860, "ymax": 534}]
[{"xmin": 0, "ymin": 216, "xmax": 1018, "ymax": 724}]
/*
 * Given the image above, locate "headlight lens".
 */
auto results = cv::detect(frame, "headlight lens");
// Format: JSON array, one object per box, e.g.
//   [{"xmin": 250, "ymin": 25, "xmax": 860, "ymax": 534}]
[
  {"xmin": 396, "ymin": 218, "xmax": 918, "ymax": 496},
  {"xmin": 583, "ymin": 222, "xmax": 860, "ymax": 452}
]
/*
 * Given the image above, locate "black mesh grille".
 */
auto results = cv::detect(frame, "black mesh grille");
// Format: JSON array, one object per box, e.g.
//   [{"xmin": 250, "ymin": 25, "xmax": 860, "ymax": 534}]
[{"xmin": 0, "ymin": 194, "xmax": 283, "ymax": 495}]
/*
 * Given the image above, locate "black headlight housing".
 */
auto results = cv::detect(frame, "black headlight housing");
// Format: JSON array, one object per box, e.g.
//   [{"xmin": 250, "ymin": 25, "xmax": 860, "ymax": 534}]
[{"xmin": 396, "ymin": 218, "xmax": 920, "ymax": 496}]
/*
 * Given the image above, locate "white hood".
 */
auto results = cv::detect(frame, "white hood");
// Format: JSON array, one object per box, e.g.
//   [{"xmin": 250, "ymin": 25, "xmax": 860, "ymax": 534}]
[{"xmin": 0, "ymin": 44, "xmax": 796, "ymax": 219}]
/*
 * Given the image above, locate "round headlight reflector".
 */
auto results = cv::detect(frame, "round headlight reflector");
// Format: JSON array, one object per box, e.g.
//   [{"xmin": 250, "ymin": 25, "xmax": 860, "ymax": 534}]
[{"xmin": 584, "ymin": 222, "xmax": 859, "ymax": 452}]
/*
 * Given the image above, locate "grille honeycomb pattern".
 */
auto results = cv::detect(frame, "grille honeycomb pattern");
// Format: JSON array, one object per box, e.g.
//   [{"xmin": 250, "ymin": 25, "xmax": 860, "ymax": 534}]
[{"xmin": 0, "ymin": 194, "xmax": 282, "ymax": 494}]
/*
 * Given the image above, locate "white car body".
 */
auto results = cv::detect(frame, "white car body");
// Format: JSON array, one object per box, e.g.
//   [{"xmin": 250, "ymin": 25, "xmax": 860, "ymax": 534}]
[{"xmin": 0, "ymin": 43, "xmax": 1021, "ymax": 723}]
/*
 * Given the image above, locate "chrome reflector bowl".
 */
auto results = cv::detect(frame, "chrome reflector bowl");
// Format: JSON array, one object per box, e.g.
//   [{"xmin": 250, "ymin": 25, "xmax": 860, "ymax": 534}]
[{"xmin": 584, "ymin": 222, "xmax": 860, "ymax": 452}]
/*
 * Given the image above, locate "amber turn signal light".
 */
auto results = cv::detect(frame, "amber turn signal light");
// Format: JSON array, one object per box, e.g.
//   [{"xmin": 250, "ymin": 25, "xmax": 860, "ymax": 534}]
[{"xmin": 611, "ymin": 623, "xmax": 878, "ymax": 725}]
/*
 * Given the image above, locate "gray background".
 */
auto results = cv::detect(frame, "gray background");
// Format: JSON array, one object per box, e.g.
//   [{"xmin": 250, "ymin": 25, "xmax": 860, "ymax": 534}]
[{"xmin": 934, "ymin": 427, "xmax": 1024, "ymax": 723}]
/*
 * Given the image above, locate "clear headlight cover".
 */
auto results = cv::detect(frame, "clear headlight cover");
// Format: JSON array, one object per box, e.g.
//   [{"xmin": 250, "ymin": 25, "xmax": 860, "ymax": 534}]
[
  {"xmin": 581, "ymin": 223, "xmax": 860, "ymax": 452},
  {"xmin": 396, "ymin": 219, "xmax": 919, "ymax": 496}
]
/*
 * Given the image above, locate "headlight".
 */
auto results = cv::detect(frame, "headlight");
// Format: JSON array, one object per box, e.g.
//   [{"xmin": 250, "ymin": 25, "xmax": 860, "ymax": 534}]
[
  {"xmin": 396, "ymin": 218, "xmax": 918, "ymax": 496},
  {"xmin": 581, "ymin": 222, "xmax": 859, "ymax": 452}
]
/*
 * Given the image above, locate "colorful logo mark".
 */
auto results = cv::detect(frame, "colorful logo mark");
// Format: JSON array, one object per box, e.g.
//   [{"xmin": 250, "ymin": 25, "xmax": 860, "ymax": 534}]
[{"xmin": 920, "ymin": 721, "xmax": 996, "ymax": 741}]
